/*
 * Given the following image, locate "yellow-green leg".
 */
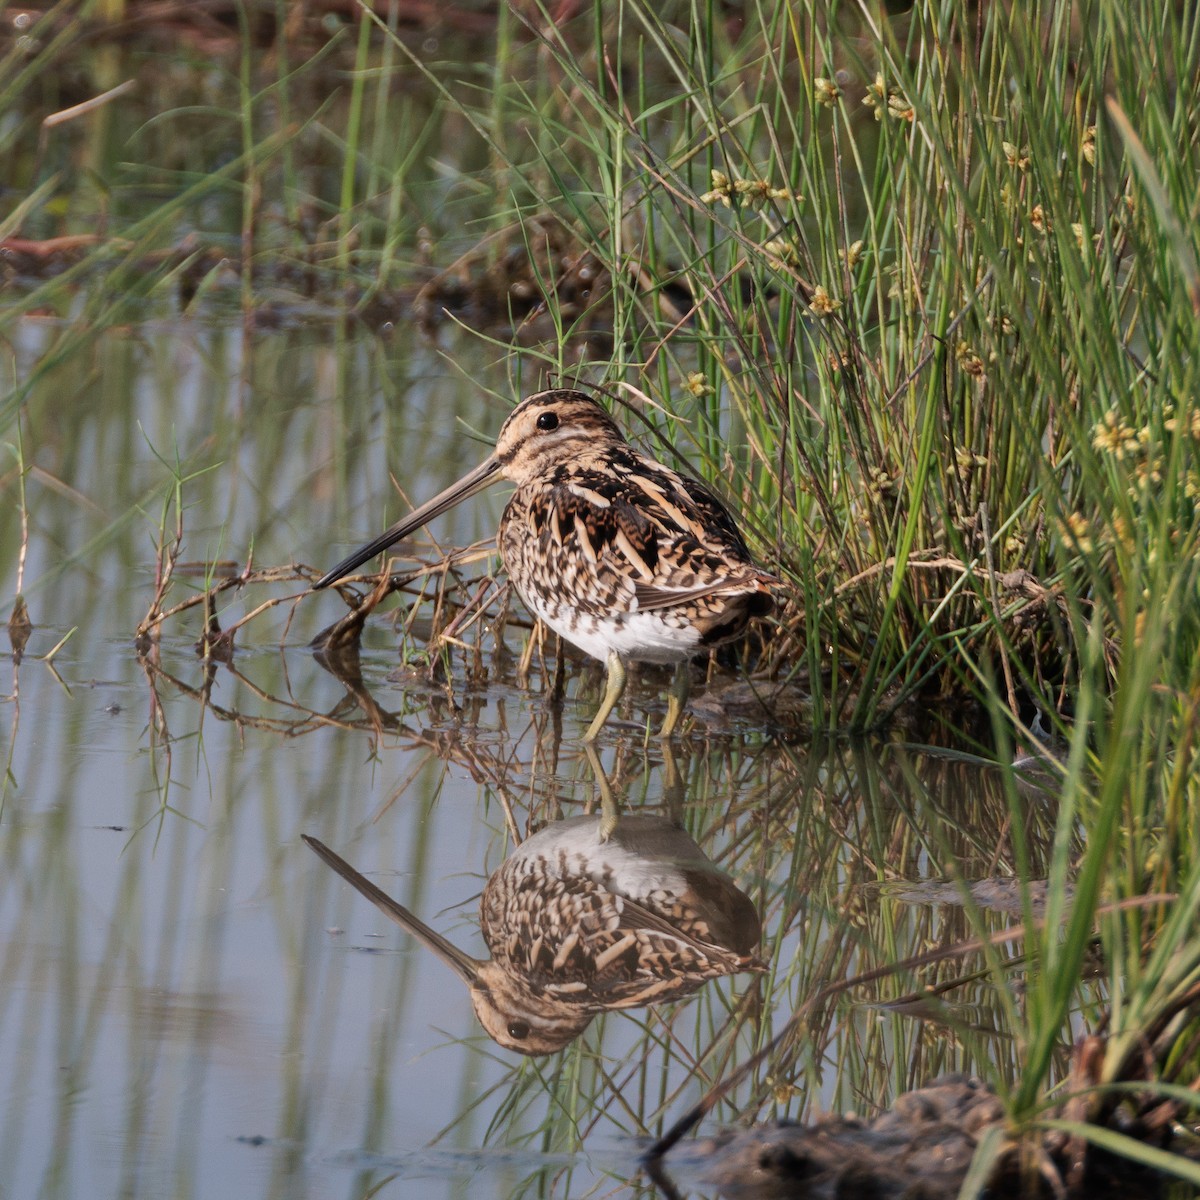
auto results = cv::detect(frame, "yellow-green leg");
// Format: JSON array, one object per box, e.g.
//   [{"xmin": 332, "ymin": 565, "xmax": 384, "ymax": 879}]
[
  {"xmin": 660, "ymin": 661, "xmax": 690, "ymax": 738},
  {"xmin": 583, "ymin": 650, "xmax": 627, "ymax": 742},
  {"xmin": 583, "ymin": 742, "xmax": 621, "ymax": 841},
  {"xmin": 661, "ymin": 739, "xmax": 685, "ymax": 824}
]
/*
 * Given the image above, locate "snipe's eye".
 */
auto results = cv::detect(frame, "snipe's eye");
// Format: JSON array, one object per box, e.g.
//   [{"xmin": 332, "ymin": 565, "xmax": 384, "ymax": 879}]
[
  {"xmin": 536, "ymin": 411, "xmax": 559, "ymax": 431},
  {"xmin": 507, "ymin": 1019, "xmax": 531, "ymax": 1040}
]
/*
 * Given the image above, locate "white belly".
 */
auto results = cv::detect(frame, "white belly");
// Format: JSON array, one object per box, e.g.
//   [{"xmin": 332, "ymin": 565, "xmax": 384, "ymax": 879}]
[{"xmin": 524, "ymin": 590, "xmax": 700, "ymax": 665}]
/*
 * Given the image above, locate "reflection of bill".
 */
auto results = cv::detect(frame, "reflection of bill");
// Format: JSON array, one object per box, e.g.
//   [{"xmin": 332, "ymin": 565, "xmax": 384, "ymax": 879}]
[{"xmin": 305, "ymin": 816, "xmax": 764, "ymax": 1055}]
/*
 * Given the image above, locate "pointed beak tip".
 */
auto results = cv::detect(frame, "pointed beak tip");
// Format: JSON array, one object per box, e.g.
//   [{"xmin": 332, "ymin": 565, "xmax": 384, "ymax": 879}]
[{"xmin": 312, "ymin": 453, "xmax": 503, "ymax": 593}]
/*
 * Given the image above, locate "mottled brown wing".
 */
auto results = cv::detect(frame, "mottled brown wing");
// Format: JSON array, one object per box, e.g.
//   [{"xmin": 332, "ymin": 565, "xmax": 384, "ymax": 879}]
[
  {"xmin": 631, "ymin": 576, "xmax": 769, "ymax": 612},
  {"xmin": 491, "ymin": 872, "xmax": 754, "ymax": 1008},
  {"xmin": 677, "ymin": 475, "xmax": 754, "ymax": 559},
  {"xmin": 542, "ymin": 469, "xmax": 663, "ymax": 580},
  {"xmin": 536, "ymin": 456, "xmax": 759, "ymax": 600}
]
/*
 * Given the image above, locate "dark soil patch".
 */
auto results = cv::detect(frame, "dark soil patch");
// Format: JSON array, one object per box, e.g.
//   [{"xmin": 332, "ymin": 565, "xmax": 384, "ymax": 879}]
[{"xmin": 668, "ymin": 1076, "xmax": 1183, "ymax": 1200}]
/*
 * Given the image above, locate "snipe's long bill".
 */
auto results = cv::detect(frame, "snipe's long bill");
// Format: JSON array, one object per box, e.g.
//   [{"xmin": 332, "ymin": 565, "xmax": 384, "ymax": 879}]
[{"xmin": 313, "ymin": 388, "xmax": 775, "ymax": 740}]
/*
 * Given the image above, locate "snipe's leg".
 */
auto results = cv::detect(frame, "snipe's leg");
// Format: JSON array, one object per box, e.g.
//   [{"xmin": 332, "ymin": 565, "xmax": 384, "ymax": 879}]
[
  {"xmin": 661, "ymin": 740, "xmax": 685, "ymax": 825},
  {"xmin": 582, "ymin": 649, "xmax": 627, "ymax": 742},
  {"xmin": 583, "ymin": 742, "xmax": 621, "ymax": 841},
  {"xmin": 660, "ymin": 662, "xmax": 690, "ymax": 738}
]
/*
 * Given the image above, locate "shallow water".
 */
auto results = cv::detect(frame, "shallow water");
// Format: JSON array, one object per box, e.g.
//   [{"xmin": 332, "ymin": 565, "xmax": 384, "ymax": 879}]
[{"xmin": 0, "ymin": 312, "xmax": 1074, "ymax": 1199}]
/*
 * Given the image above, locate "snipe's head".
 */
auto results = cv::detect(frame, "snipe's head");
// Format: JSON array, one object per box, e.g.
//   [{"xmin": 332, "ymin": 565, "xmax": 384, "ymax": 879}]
[
  {"xmin": 492, "ymin": 389, "xmax": 625, "ymax": 486},
  {"xmin": 313, "ymin": 388, "xmax": 624, "ymax": 589},
  {"xmin": 467, "ymin": 963, "xmax": 593, "ymax": 1055},
  {"xmin": 302, "ymin": 836, "xmax": 591, "ymax": 1056}
]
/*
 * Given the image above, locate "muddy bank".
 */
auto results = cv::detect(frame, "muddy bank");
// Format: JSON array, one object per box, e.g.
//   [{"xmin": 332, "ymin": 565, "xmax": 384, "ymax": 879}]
[{"xmin": 673, "ymin": 1076, "xmax": 1177, "ymax": 1200}]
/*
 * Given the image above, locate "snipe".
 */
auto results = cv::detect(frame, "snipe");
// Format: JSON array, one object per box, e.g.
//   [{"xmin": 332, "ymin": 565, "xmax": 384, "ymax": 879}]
[
  {"xmin": 304, "ymin": 816, "xmax": 763, "ymax": 1055},
  {"xmin": 313, "ymin": 389, "xmax": 776, "ymax": 740}
]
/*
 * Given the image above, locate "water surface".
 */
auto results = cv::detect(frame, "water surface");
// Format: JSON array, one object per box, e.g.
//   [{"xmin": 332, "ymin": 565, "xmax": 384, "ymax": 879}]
[{"xmin": 0, "ymin": 314, "xmax": 1069, "ymax": 1200}]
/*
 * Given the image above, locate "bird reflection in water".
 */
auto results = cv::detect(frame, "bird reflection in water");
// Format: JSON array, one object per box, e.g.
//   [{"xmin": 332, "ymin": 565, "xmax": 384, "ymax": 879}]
[{"xmin": 304, "ymin": 815, "xmax": 763, "ymax": 1055}]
